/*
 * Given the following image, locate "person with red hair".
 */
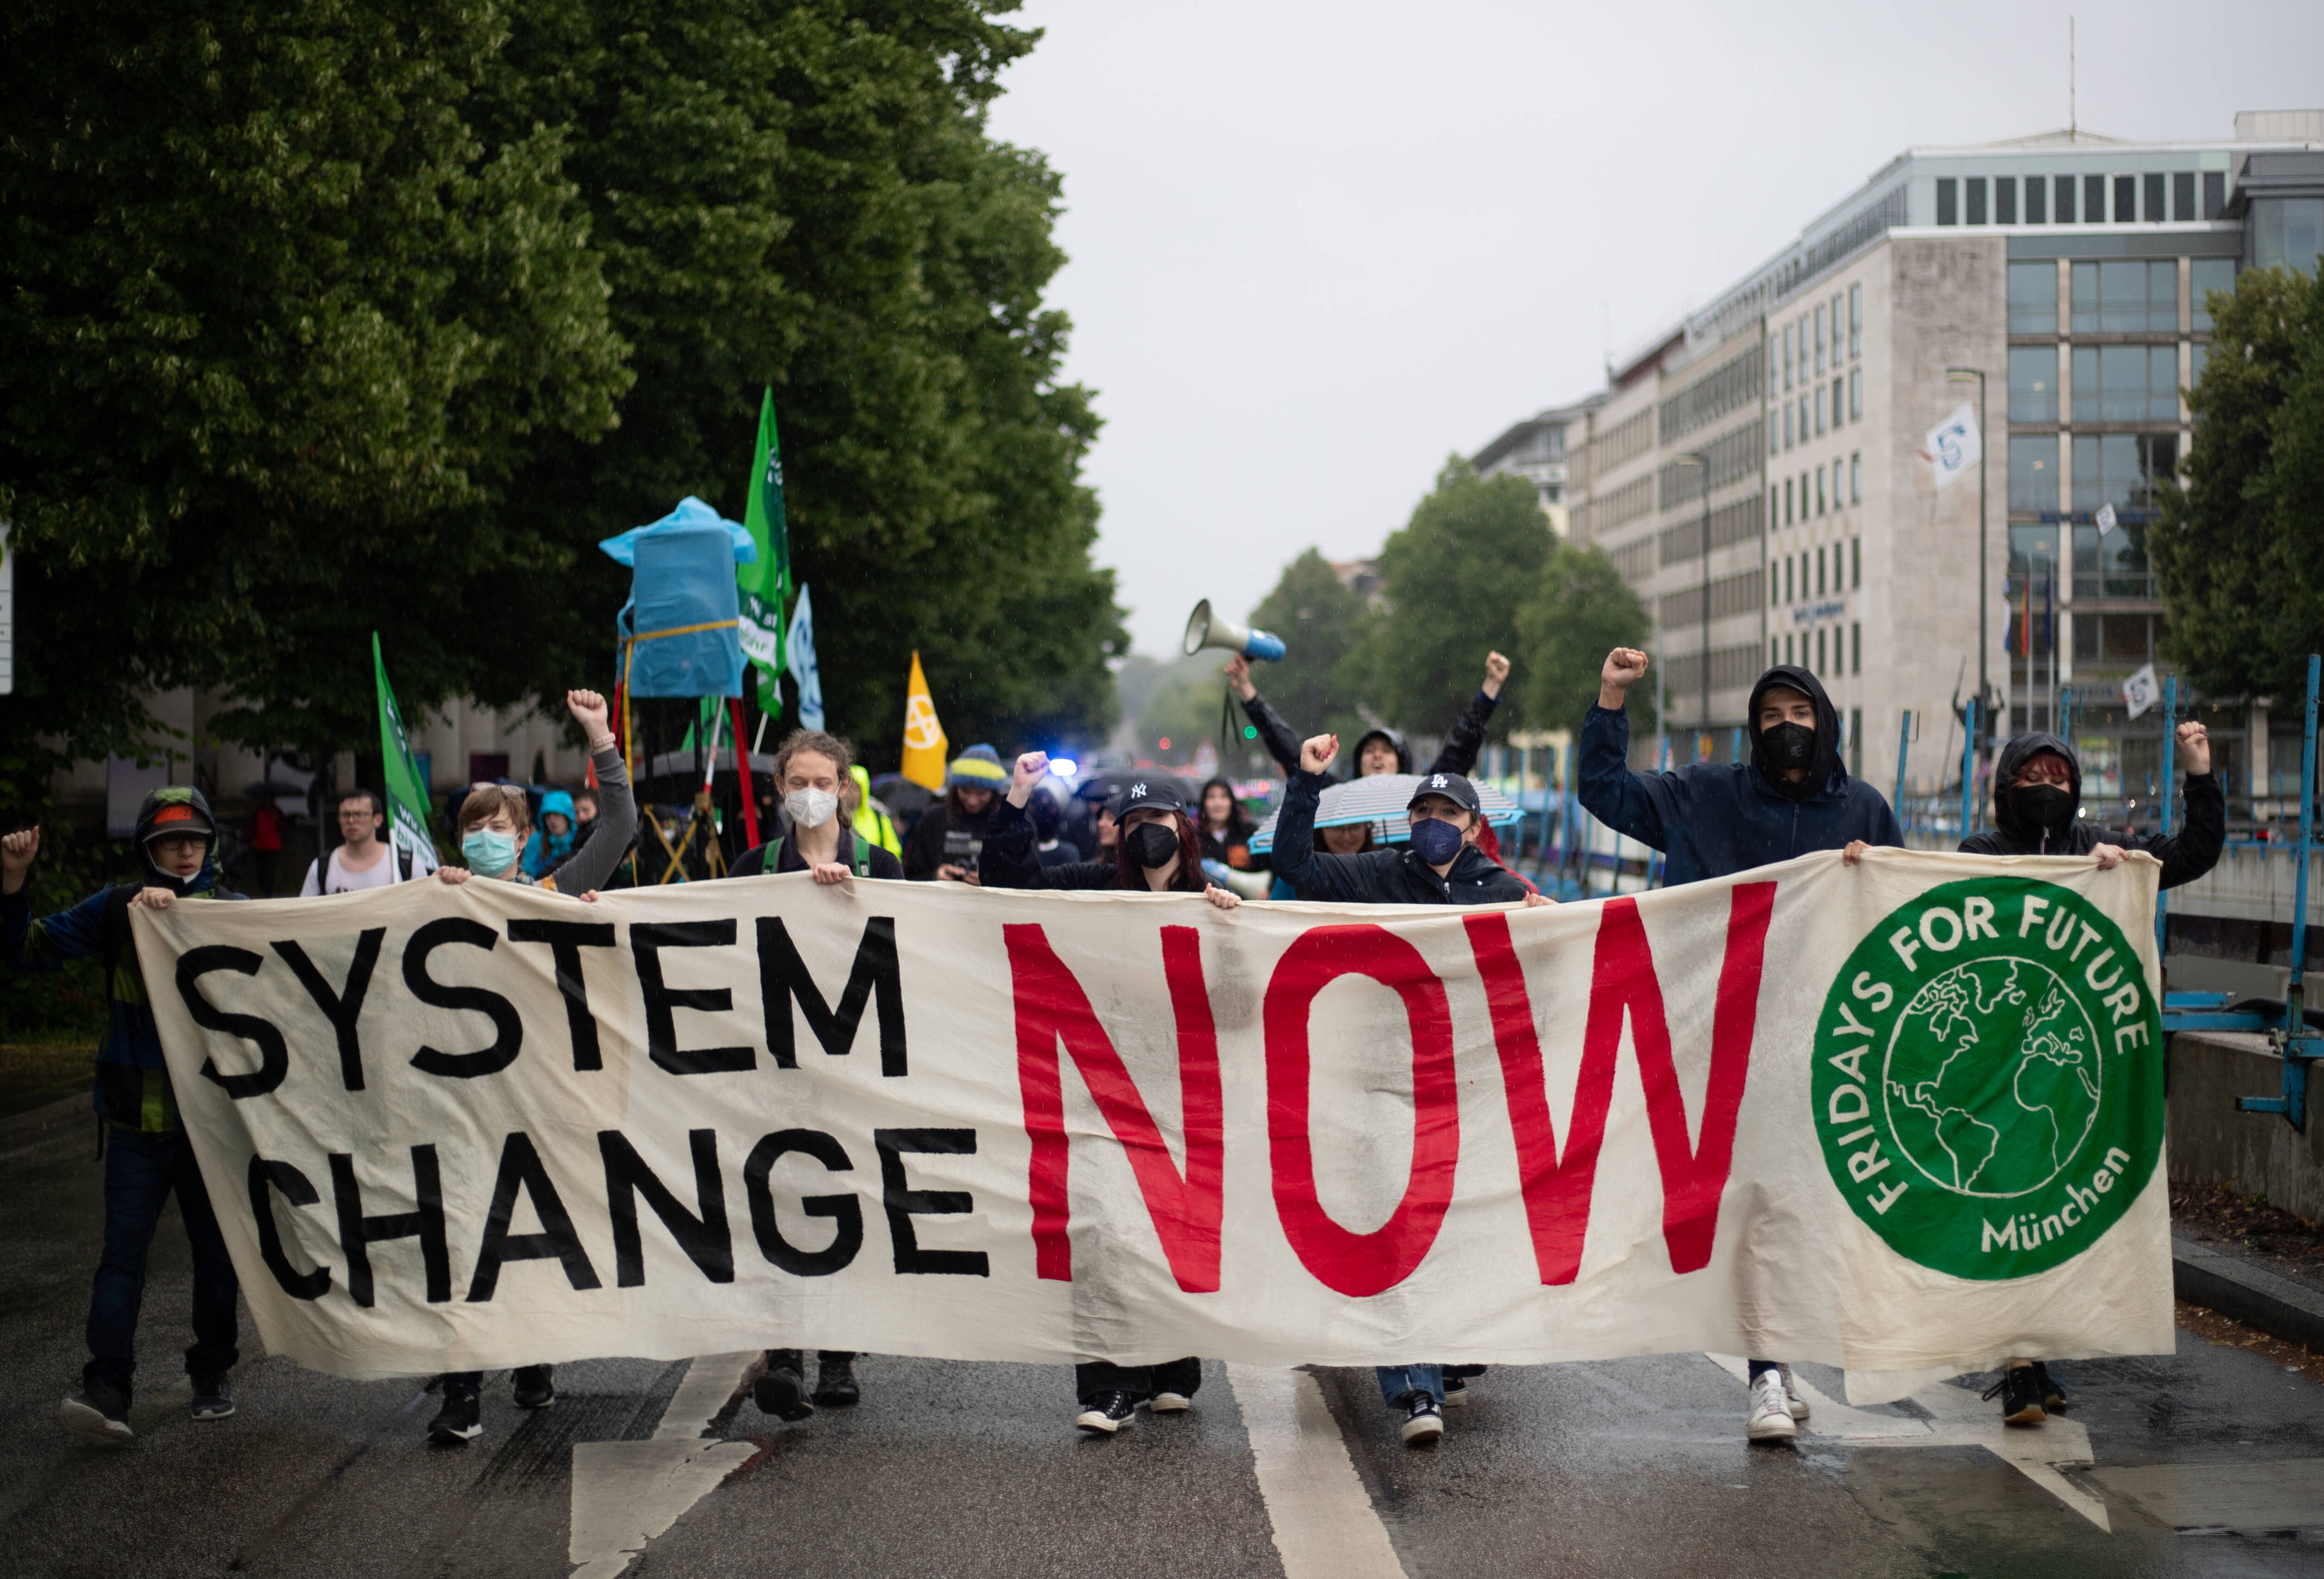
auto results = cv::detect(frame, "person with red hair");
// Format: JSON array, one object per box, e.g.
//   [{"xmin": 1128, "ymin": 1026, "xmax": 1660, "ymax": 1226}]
[{"xmin": 979, "ymin": 750, "xmax": 1236, "ymax": 1434}]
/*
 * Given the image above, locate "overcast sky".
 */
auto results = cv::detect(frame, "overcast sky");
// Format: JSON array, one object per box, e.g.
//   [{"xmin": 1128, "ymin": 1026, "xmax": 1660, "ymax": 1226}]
[{"xmin": 983, "ymin": 0, "xmax": 2324, "ymax": 657}]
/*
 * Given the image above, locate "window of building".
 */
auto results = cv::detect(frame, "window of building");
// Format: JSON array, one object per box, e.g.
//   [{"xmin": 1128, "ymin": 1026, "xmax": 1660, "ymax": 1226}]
[
  {"xmin": 1815, "ymin": 384, "xmax": 1827, "ymax": 435},
  {"xmin": 1850, "ymin": 452, "xmax": 1861, "ymax": 502},
  {"xmin": 2071, "ymin": 259, "xmax": 2175, "ymax": 332},
  {"xmin": 2255, "ymin": 199, "xmax": 2324, "ymax": 276},
  {"xmin": 1834, "ymin": 459, "xmax": 1845, "ymax": 508},
  {"xmin": 2189, "ymin": 340, "xmax": 2209, "ymax": 390},
  {"xmin": 1966, "ymin": 177, "xmax": 1988, "ymax": 226},
  {"xmin": 1771, "ymin": 553, "xmax": 1781, "ymax": 606},
  {"xmin": 1783, "ymin": 322, "xmax": 1795, "ymax": 390},
  {"xmin": 1799, "ymin": 394, "xmax": 1810, "ymax": 440},
  {"xmin": 1848, "ymin": 367, "xmax": 1861, "ymax": 421},
  {"xmin": 1996, "ymin": 176, "xmax": 2018, "ymax": 225},
  {"xmin": 2009, "ymin": 434, "xmax": 2059, "ymax": 514},
  {"xmin": 2072, "ymin": 512, "xmax": 2153, "ymax": 601},
  {"xmin": 1852, "ymin": 627, "xmax": 1861, "ymax": 677},
  {"xmin": 1849, "ymin": 283, "xmax": 1862, "ymax": 358},
  {"xmin": 1782, "ymin": 404, "xmax": 1793, "ymax": 450},
  {"xmin": 2173, "ymin": 171, "xmax": 2196, "ymax": 222},
  {"xmin": 2203, "ymin": 170, "xmax": 2226, "ymax": 220},
  {"xmin": 1784, "ymin": 554, "xmax": 1793, "ymax": 603},
  {"xmin": 1771, "ymin": 637, "xmax": 1780, "ymax": 665},
  {"xmin": 2192, "ymin": 257, "xmax": 2235, "ymax": 331},
  {"xmin": 1816, "ymin": 627, "xmax": 1827, "ymax": 672},
  {"xmin": 2008, "ymin": 260, "xmax": 2057, "ymax": 333},
  {"xmin": 1784, "ymin": 477, "xmax": 1794, "ymax": 526},
  {"xmin": 2026, "ymin": 175, "xmax": 2048, "ymax": 225},
  {"xmin": 1817, "ymin": 467, "xmax": 1828, "ymax": 515},
  {"xmin": 2072, "ymin": 431, "xmax": 2178, "ymax": 517},
  {"xmin": 1852, "ymin": 536, "xmax": 1861, "ymax": 588},
  {"xmin": 2143, "ymin": 172, "xmax": 2165, "ymax": 225},
  {"xmin": 1784, "ymin": 633, "xmax": 1794, "ymax": 665},
  {"xmin": 1817, "ymin": 546, "xmax": 1828, "ymax": 594},
  {"xmin": 2009, "ymin": 346, "xmax": 2057, "ymax": 422},
  {"xmin": 1815, "ymin": 305, "xmax": 1826, "ymax": 375},
  {"xmin": 1937, "ymin": 178, "xmax": 1958, "ymax": 226},
  {"xmin": 2056, "ymin": 175, "xmax": 2078, "ymax": 224},
  {"xmin": 2071, "ymin": 343, "xmax": 2178, "ymax": 422},
  {"xmin": 2085, "ymin": 174, "xmax": 2107, "ymax": 223},
  {"xmin": 1769, "ymin": 419, "xmax": 1780, "ymax": 458},
  {"xmin": 2114, "ymin": 174, "xmax": 2136, "ymax": 223}
]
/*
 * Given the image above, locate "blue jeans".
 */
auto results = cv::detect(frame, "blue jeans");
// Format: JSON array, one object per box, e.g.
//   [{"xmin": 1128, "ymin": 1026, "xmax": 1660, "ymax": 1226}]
[
  {"xmin": 86, "ymin": 1129, "xmax": 240, "ymax": 1394},
  {"xmin": 1376, "ymin": 1364, "xmax": 1443, "ymax": 1407}
]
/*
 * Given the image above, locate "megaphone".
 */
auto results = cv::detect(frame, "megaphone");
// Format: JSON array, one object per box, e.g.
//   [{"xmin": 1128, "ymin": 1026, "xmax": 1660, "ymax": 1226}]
[{"xmin": 1182, "ymin": 599, "xmax": 1286, "ymax": 662}]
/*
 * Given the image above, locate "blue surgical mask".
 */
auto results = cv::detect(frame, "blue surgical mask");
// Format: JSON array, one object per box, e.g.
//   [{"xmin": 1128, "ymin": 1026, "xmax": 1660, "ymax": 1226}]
[
  {"xmin": 463, "ymin": 828, "xmax": 519, "ymax": 875},
  {"xmin": 1408, "ymin": 816, "xmax": 1465, "ymax": 865}
]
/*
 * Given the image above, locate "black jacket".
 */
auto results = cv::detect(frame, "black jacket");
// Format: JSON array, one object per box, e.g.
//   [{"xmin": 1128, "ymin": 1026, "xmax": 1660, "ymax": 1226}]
[
  {"xmin": 978, "ymin": 798, "xmax": 1205, "ymax": 893},
  {"xmin": 729, "ymin": 829, "xmax": 904, "ymax": 881},
  {"xmin": 1579, "ymin": 664, "xmax": 1901, "ymax": 886},
  {"xmin": 1268, "ymin": 769, "xmax": 1532, "ymax": 905},
  {"xmin": 902, "ymin": 798, "xmax": 1000, "ymax": 880},
  {"xmin": 1959, "ymin": 731, "xmax": 2224, "ymax": 889},
  {"xmin": 1239, "ymin": 688, "xmax": 1500, "ymax": 782}
]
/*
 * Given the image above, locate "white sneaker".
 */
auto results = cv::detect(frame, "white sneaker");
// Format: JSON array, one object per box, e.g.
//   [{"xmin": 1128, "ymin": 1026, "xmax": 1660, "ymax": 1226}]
[
  {"xmin": 1148, "ymin": 1390, "xmax": 1192, "ymax": 1413},
  {"xmin": 1747, "ymin": 1370, "xmax": 1798, "ymax": 1441},
  {"xmin": 1778, "ymin": 1364, "xmax": 1809, "ymax": 1422}
]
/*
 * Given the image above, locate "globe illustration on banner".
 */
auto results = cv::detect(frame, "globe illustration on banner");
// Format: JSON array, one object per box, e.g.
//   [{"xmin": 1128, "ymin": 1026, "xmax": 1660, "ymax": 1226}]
[{"xmin": 1881, "ymin": 957, "xmax": 2102, "ymax": 1199}]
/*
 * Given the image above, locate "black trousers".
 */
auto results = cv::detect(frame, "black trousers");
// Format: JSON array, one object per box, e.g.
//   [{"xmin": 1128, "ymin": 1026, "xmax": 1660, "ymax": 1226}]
[
  {"xmin": 1076, "ymin": 1357, "xmax": 1201, "ymax": 1404},
  {"xmin": 767, "ymin": 1348, "xmax": 855, "ymax": 1371}
]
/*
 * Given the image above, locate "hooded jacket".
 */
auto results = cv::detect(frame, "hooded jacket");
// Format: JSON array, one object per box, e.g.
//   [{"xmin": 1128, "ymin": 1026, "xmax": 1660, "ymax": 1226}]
[
  {"xmin": 1269, "ymin": 769, "xmax": 1533, "ymax": 905},
  {"xmin": 1, "ymin": 787, "xmax": 246, "ymax": 1132},
  {"xmin": 1959, "ymin": 732, "xmax": 2224, "ymax": 888},
  {"xmin": 522, "ymin": 789, "xmax": 579, "ymax": 878},
  {"xmin": 1578, "ymin": 664, "xmax": 1901, "ymax": 886}
]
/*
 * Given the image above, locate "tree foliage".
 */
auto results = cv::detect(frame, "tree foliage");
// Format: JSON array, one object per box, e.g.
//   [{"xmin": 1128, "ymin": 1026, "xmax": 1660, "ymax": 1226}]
[
  {"xmin": 1349, "ymin": 460, "xmax": 1551, "ymax": 737},
  {"xmin": 1517, "ymin": 541, "xmax": 1653, "ymax": 734},
  {"xmin": 0, "ymin": 0, "xmax": 1120, "ymax": 819},
  {"xmin": 2149, "ymin": 265, "xmax": 2324, "ymax": 702}
]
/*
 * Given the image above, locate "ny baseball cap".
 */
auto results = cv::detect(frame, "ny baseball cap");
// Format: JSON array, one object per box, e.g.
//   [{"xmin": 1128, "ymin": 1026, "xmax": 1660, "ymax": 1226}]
[
  {"xmin": 1109, "ymin": 777, "xmax": 1187, "ymax": 819},
  {"xmin": 1406, "ymin": 772, "xmax": 1481, "ymax": 815}
]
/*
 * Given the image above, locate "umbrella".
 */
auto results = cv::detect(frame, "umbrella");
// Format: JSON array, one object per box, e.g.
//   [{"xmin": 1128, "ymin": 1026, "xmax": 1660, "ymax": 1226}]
[{"xmin": 1248, "ymin": 773, "xmax": 1521, "ymax": 854}]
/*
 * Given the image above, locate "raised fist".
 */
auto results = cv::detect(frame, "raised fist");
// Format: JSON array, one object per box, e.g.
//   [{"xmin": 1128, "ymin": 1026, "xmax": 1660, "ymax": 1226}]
[
  {"xmin": 1300, "ymin": 733, "xmax": 1340, "ymax": 775},
  {"xmin": 1482, "ymin": 651, "xmax": 1511, "ymax": 698}
]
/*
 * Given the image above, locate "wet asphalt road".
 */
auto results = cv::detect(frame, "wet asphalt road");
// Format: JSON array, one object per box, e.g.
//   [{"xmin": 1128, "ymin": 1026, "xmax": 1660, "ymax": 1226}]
[{"xmin": 3, "ymin": 1118, "xmax": 2322, "ymax": 1579}]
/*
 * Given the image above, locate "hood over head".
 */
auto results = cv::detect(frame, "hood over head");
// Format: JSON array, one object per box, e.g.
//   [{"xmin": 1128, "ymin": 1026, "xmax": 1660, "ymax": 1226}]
[
  {"xmin": 1349, "ymin": 727, "xmax": 1412, "ymax": 775},
  {"xmin": 134, "ymin": 786, "xmax": 222, "ymax": 897},
  {"xmin": 1990, "ymin": 732, "xmax": 2082, "ymax": 842},
  {"xmin": 1746, "ymin": 664, "xmax": 1845, "ymax": 803}
]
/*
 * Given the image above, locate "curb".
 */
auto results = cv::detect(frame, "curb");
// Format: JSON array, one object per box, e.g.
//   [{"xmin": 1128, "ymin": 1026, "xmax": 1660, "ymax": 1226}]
[
  {"xmin": 0, "ymin": 1090, "xmax": 91, "ymax": 1144},
  {"xmin": 2173, "ymin": 1234, "xmax": 2324, "ymax": 1354}
]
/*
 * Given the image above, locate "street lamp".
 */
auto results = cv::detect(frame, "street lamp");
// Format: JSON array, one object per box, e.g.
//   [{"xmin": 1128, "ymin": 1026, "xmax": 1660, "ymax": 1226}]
[
  {"xmin": 1678, "ymin": 450, "xmax": 1713, "ymax": 753},
  {"xmin": 1945, "ymin": 367, "xmax": 1991, "ymax": 749}
]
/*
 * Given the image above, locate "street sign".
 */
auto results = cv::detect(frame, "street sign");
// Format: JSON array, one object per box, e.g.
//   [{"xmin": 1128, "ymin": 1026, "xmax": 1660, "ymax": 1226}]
[{"xmin": 2122, "ymin": 662, "xmax": 2160, "ymax": 720}]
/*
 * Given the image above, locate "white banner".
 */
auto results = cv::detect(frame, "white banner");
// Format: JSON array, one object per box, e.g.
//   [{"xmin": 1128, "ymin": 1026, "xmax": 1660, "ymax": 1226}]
[
  {"xmin": 134, "ymin": 851, "xmax": 2173, "ymax": 1400},
  {"xmin": 1924, "ymin": 402, "xmax": 1982, "ymax": 491}
]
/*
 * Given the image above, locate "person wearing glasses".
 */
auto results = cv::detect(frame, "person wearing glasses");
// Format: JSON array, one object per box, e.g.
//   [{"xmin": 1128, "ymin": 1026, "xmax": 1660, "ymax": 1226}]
[{"xmin": 300, "ymin": 788, "xmax": 413, "ymax": 894}]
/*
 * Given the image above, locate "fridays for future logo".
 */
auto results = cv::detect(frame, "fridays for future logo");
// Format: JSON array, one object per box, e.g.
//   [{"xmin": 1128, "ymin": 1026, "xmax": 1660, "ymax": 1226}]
[{"xmin": 1813, "ymin": 877, "xmax": 2162, "ymax": 1280}]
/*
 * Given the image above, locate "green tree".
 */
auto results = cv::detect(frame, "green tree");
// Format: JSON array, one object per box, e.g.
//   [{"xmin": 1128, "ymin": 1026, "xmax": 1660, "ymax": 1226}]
[
  {"xmin": 0, "ymin": 0, "xmax": 633, "ymax": 816},
  {"xmin": 1350, "ymin": 460, "xmax": 1551, "ymax": 737},
  {"xmin": 485, "ymin": 0, "xmax": 1121, "ymax": 765},
  {"xmin": 1517, "ymin": 542, "xmax": 1654, "ymax": 734},
  {"xmin": 2149, "ymin": 265, "xmax": 2324, "ymax": 702},
  {"xmin": 1244, "ymin": 548, "xmax": 1372, "ymax": 745}
]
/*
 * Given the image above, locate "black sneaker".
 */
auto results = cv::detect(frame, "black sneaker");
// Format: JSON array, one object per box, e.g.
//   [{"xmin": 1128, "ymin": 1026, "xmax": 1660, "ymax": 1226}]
[
  {"xmin": 59, "ymin": 1382, "xmax": 134, "ymax": 1443},
  {"xmin": 2031, "ymin": 1360, "xmax": 2068, "ymax": 1415},
  {"xmin": 428, "ymin": 1383, "xmax": 482, "ymax": 1445},
  {"xmin": 1075, "ymin": 1391, "xmax": 1136, "ymax": 1434},
  {"xmin": 1983, "ymin": 1366, "xmax": 2046, "ymax": 1426},
  {"xmin": 1441, "ymin": 1374, "xmax": 1468, "ymax": 1407},
  {"xmin": 754, "ymin": 1359, "xmax": 814, "ymax": 1422},
  {"xmin": 1398, "ymin": 1391, "xmax": 1444, "ymax": 1445},
  {"xmin": 190, "ymin": 1373, "xmax": 236, "ymax": 1421},
  {"xmin": 511, "ymin": 1364, "xmax": 555, "ymax": 1409},
  {"xmin": 812, "ymin": 1357, "xmax": 859, "ymax": 1409}
]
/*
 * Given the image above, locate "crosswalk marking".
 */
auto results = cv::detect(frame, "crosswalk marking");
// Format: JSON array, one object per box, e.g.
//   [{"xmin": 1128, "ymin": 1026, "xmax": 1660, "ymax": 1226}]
[{"xmin": 568, "ymin": 1353, "xmax": 761, "ymax": 1579}]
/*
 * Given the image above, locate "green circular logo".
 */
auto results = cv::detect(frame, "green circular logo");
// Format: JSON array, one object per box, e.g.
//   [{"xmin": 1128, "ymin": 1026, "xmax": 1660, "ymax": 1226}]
[{"xmin": 1813, "ymin": 877, "xmax": 2162, "ymax": 1279}]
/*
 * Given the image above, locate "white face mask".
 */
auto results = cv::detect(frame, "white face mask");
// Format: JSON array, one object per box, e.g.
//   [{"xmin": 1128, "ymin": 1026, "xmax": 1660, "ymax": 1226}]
[{"xmin": 785, "ymin": 788, "xmax": 839, "ymax": 829}]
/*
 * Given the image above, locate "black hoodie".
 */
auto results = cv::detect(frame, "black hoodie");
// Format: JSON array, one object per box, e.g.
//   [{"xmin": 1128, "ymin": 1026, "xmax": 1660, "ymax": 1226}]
[
  {"xmin": 1579, "ymin": 664, "xmax": 1901, "ymax": 885},
  {"xmin": 1959, "ymin": 732, "xmax": 2223, "ymax": 888}
]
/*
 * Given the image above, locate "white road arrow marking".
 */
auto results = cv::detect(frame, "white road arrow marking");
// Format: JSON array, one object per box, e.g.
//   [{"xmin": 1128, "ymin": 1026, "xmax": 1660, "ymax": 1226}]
[
  {"xmin": 1705, "ymin": 1356, "xmax": 2108, "ymax": 1531},
  {"xmin": 1228, "ymin": 1364, "xmax": 1409, "ymax": 1579},
  {"xmin": 568, "ymin": 1352, "xmax": 762, "ymax": 1579}
]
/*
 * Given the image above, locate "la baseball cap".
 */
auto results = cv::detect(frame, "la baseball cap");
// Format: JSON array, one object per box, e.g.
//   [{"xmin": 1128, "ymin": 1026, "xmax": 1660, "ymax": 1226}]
[{"xmin": 1406, "ymin": 772, "xmax": 1481, "ymax": 815}]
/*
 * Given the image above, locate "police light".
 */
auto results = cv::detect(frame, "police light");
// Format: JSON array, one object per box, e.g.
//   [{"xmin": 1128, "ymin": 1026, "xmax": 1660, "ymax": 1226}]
[{"xmin": 1049, "ymin": 757, "xmax": 1079, "ymax": 778}]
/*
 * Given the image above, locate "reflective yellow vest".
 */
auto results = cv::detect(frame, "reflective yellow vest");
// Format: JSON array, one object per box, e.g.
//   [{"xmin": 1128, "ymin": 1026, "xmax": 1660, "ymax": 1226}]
[{"xmin": 850, "ymin": 765, "xmax": 903, "ymax": 858}]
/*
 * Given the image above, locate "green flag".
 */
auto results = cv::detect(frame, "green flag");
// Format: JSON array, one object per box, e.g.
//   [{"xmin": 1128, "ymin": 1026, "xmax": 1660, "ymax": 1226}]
[
  {"xmin": 737, "ymin": 387, "xmax": 792, "ymax": 716},
  {"xmin": 371, "ymin": 633, "xmax": 440, "ymax": 870}
]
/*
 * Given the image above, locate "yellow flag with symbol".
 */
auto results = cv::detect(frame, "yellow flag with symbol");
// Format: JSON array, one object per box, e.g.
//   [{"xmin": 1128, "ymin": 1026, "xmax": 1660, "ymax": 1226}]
[{"xmin": 901, "ymin": 651, "xmax": 949, "ymax": 790}]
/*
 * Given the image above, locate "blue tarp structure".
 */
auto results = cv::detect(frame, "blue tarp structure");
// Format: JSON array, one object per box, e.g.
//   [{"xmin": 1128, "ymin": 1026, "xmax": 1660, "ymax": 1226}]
[{"xmin": 600, "ymin": 496, "xmax": 756, "ymax": 699}]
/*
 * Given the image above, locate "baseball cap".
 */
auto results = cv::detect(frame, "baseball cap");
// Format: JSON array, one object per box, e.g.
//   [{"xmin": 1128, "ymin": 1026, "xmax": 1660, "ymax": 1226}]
[
  {"xmin": 1109, "ymin": 776, "xmax": 1187, "ymax": 820},
  {"xmin": 1406, "ymin": 772, "xmax": 1481, "ymax": 815}
]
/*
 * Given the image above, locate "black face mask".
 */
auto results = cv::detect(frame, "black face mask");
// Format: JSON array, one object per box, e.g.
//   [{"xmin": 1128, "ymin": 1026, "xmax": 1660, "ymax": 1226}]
[
  {"xmin": 2015, "ymin": 783, "xmax": 2075, "ymax": 837},
  {"xmin": 1762, "ymin": 720, "xmax": 1816, "ymax": 771},
  {"xmin": 1127, "ymin": 821, "xmax": 1181, "ymax": 870}
]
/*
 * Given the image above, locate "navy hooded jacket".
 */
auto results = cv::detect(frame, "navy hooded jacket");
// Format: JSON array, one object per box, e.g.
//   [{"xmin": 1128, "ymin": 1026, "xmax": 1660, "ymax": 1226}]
[
  {"xmin": 1578, "ymin": 664, "xmax": 1901, "ymax": 886},
  {"xmin": 1959, "ymin": 731, "xmax": 2223, "ymax": 888}
]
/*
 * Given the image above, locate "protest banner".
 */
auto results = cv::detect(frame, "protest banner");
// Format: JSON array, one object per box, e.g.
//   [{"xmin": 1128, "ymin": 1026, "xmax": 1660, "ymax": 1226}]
[{"xmin": 133, "ymin": 850, "xmax": 2172, "ymax": 1399}]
